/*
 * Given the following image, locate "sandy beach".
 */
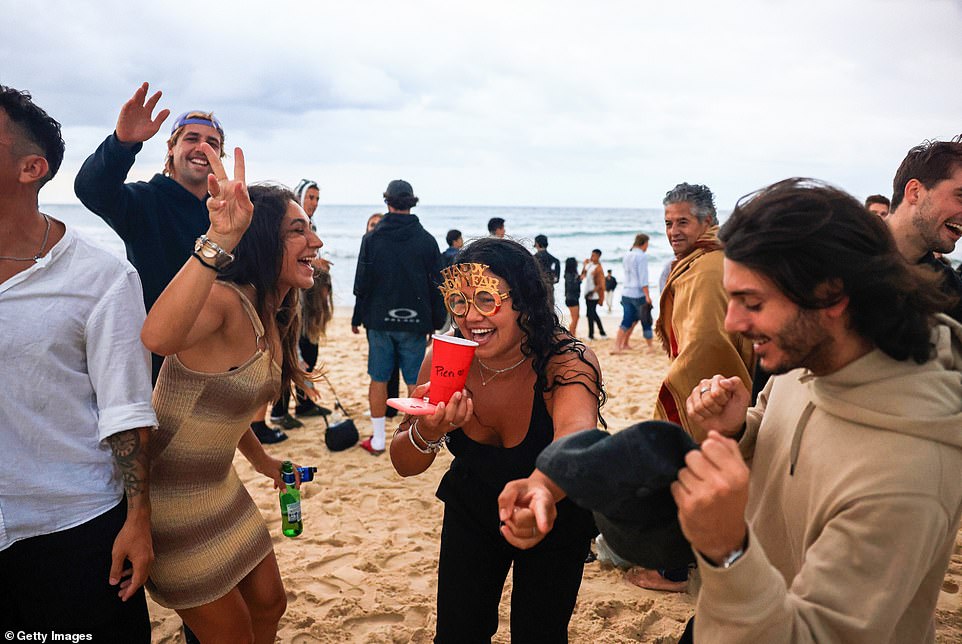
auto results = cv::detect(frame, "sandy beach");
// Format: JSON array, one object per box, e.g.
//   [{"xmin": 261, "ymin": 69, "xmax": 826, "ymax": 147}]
[{"xmin": 145, "ymin": 309, "xmax": 962, "ymax": 643}]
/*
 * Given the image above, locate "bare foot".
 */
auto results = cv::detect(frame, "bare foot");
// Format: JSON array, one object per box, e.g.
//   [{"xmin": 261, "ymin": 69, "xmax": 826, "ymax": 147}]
[{"xmin": 625, "ymin": 566, "xmax": 687, "ymax": 592}]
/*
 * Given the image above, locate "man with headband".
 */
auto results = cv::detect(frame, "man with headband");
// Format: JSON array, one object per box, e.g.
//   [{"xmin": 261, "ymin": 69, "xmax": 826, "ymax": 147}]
[{"xmin": 75, "ymin": 83, "xmax": 229, "ymax": 384}]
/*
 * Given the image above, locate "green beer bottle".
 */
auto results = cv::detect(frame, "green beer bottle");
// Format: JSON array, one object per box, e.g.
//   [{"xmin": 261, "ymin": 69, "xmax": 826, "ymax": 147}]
[{"xmin": 279, "ymin": 461, "xmax": 303, "ymax": 538}]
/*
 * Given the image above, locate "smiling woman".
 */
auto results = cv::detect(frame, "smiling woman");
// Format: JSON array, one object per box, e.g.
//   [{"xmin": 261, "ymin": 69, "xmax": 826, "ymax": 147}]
[
  {"xmin": 140, "ymin": 144, "xmax": 322, "ymax": 643},
  {"xmin": 389, "ymin": 237, "xmax": 606, "ymax": 643}
]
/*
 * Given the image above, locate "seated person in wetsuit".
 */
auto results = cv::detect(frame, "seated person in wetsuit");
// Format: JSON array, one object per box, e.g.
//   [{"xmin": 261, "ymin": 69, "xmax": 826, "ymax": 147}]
[{"xmin": 390, "ymin": 237, "xmax": 605, "ymax": 643}]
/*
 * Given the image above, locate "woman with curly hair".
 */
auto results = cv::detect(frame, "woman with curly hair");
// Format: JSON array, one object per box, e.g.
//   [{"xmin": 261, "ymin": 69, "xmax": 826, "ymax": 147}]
[{"xmin": 390, "ymin": 237, "xmax": 605, "ymax": 643}]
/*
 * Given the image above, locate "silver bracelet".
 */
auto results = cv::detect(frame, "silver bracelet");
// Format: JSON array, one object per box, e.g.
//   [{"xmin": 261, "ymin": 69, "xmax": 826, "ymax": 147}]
[
  {"xmin": 412, "ymin": 419, "xmax": 449, "ymax": 454},
  {"xmin": 407, "ymin": 419, "xmax": 434, "ymax": 455}
]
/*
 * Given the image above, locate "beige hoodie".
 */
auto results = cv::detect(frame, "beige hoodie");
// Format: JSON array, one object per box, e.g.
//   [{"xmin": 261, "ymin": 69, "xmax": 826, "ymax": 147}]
[{"xmin": 695, "ymin": 316, "xmax": 962, "ymax": 643}]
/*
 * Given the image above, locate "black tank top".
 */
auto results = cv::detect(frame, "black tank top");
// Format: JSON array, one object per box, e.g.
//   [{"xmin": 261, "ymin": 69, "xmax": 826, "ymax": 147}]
[{"xmin": 444, "ymin": 387, "xmax": 553, "ymax": 492}]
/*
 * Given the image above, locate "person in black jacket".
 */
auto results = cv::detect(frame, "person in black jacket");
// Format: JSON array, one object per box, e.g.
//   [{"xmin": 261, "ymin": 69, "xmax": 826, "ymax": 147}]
[
  {"xmin": 533, "ymin": 234, "xmax": 560, "ymax": 310},
  {"xmin": 73, "ymin": 84, "xmax": 287, "ymax": 450},
  {"xmin": 885, "ymin": 136, "xmax": 962, "ymax": 322},
  {"xmin": 352, "ymin": 179, "xmax": 444, "ymax": 454}
]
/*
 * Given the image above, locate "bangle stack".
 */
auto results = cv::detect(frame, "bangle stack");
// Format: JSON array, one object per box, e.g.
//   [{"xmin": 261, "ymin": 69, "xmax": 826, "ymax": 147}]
[{"xmin": 403, "ymin": 418, "xmax": 449, "ymax": 454}]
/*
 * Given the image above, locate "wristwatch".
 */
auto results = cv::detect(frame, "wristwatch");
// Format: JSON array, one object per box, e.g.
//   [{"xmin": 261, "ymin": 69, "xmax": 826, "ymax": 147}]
[
  {"xmin": 194, "ymin": 235, "xmax": 235, "ymax": 270},
  {"xmin": 720, "ymin": 546, "xmax": 746, "ymax": 569}
]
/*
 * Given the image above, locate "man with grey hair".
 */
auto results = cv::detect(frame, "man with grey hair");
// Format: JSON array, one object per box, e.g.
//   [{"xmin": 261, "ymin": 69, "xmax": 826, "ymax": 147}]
[{"xmin": 628, "ymin": 183, "xmax": 754, "ymax": 591}]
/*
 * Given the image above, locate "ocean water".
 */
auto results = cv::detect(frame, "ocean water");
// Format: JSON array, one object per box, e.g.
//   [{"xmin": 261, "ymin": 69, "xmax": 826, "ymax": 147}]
[
  {"xmin": 42, "ymin": 202, "xmax": 962, "ymax": 316},
  {"xmin": 42, "ymin": 203, "xmax": 674, "ymax": 312}
]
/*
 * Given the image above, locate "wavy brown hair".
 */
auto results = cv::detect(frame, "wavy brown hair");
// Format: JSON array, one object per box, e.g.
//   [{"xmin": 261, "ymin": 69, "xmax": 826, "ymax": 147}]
[{"xmin": 218, "ymin": 183, "xmax": 311, "ymax": 393}]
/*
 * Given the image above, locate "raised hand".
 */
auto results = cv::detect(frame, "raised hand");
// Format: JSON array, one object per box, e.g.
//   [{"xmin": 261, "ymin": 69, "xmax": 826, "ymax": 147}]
[
  {"xmin": 115, "ymin": 82, "xmax": 170, "ymax": 144},
  {"xmin": 202, "ymin": 143, "xmax": 253, "ymax": 252},
  {"xmin": 686, "ymin": 375, "xmax": 750, "ymax": 438}
]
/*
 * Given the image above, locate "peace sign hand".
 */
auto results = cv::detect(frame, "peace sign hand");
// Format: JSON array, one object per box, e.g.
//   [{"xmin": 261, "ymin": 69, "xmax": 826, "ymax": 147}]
[
  {"xmin": 202, "ymin": 143, "xmax": 253, "ymax": 252},
  {"xmin": 115, "ymin": 82, "xmax": 170, "ymax": 144}
]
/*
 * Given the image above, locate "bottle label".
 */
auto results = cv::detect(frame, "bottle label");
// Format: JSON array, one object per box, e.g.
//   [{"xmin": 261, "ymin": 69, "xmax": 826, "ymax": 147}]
[{"xmin": 286, "ymin": 501, "xmax": 301, "ymax": 523}]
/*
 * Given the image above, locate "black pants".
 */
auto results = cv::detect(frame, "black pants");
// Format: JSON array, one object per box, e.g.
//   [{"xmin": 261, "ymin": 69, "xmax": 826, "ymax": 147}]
[
  {"xmin": 0, "ymin": 500, "xmax": 150, "ymax": 642},
  {"xmin": 585, "ymin": 298, "xmax": 606, "ymax": 338},
  {"xmin": 435, "ymin": 482, "xmax": 592, "ymax": 643},
  {"xmin": 272, "ymin": 335, "xmax": 320, "ymax": 416}
]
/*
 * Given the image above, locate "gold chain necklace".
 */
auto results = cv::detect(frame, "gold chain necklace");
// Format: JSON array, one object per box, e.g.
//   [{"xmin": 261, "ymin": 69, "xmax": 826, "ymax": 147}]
[
  {"xmin": 477, "ymin": 356, "xmax": 526, "ymax": 386},
  {"xmin": 0, "ymin": 214, "xmax": 51, "ymax": 262}
]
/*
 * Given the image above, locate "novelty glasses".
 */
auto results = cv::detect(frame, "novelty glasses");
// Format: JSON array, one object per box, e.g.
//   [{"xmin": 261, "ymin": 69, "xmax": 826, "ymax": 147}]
[{"xmin": 445, "ymin": 288, "xmax": 511, "ymax": 317}]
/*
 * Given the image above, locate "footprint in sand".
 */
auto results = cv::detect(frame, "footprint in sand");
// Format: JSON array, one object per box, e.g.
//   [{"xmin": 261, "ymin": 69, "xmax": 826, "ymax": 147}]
[{"xmin": 943, "ymin": 580, "xmax": 960, "ymax": 594}]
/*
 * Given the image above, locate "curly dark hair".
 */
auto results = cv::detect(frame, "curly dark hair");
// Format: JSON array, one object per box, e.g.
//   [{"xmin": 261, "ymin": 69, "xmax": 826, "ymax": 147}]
[
  {"xmin": 0, "ymin": 85, "xmax": 64, "ymax": 187},
  {"xmin": 720, "ymin": 178, "xmax": 948, "ymax": 364},
  {"xmin": 456, "ymin": 237, "xmax": 607, "ymax": 426}
]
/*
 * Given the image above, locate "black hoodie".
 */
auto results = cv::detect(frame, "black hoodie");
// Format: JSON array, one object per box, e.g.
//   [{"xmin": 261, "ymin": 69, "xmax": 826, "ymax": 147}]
[{"xmin": 352, "ymin": 212, "xmax": 444, "ymax": 333}]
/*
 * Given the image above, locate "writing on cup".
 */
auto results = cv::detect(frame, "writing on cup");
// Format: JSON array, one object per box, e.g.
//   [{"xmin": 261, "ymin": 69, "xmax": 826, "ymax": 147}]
[{"xmin": 429, "ymin": 334, "xmax": 478, "ymax": 405}]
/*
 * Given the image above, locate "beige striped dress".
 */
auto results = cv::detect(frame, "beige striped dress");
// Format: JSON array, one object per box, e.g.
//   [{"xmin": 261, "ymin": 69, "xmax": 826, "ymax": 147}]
[{"xmin": 146, "ymin": 283, "xmax": 281, "ymax": 609}]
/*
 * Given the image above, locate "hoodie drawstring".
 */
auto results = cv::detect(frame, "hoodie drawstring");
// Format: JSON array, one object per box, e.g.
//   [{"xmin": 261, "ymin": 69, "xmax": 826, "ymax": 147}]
[{"xmin": 789, "ymin": 402, "xmax": 815, "ymax": 476}]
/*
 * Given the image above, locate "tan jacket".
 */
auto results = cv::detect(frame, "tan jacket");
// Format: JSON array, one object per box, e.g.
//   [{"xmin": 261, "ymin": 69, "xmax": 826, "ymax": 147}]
[
  {"xmin": 695, "ymin": 317, "xmax": 962, "ymax": 643},
  {"xmin": 654, "ymin": 228, "xmax": 754, "ymax": 442}
]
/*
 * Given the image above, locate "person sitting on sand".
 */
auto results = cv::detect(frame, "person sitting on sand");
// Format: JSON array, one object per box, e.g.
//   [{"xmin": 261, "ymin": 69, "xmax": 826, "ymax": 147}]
[
  {"xmin": 141, "ymin": 146, "xmax": 319, "ymax": 643},
  {"xmin": 390, "ymin": 237, "xmax": 604, "ymax": 643}
]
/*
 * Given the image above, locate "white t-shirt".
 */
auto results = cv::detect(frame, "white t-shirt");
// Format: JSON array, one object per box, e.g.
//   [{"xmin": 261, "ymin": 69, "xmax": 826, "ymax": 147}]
[
  {"xmin": 0, "ymin": 225, "xmax": 157, "ymax": 550},
  {"xmin": 582, "ymin": 262, "xmax": 601, "ymax": 300},
  {"xmin": 622, "ymin": 247, "xmax": 650, "ymax": 299}
]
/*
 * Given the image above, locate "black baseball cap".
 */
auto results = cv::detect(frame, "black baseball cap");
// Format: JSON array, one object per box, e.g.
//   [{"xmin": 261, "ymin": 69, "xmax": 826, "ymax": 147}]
[{"xmin": 384, "ymin": 179, "xmax": 414, "ymax": 199}]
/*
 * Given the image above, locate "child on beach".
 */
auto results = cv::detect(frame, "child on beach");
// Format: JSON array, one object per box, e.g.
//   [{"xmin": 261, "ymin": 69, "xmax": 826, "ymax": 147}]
[{"xmin": 141, "ymin": 145, "xmax": 319, "ymax": 643}]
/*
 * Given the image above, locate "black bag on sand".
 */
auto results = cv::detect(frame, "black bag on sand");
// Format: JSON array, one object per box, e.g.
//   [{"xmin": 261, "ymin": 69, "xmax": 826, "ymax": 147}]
[
  {"xmin": 319, "ymin": 375, "xmax": 359, "ymax": 451},
  {"xmin": 325, "ymin": 418, "xmax": 359, "ymax": 451}
]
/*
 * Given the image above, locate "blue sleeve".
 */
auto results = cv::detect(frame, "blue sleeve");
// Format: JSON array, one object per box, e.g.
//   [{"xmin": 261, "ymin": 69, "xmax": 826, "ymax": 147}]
[{"xmin": 74, "ymin": 133, "xmax": 143, "ymax": 238}]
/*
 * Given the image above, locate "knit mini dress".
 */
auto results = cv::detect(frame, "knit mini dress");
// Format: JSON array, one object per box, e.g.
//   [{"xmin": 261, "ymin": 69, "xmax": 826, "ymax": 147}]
[{"xmin": 146, "ymin": 282, "xmax": 280, "ymax": 609}]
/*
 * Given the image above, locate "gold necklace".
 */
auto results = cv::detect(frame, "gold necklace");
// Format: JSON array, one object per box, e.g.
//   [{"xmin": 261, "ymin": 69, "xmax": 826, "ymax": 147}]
[
  {"xmin": 0, "ymin": 214, "xmax": 51, "ymax": 262},
  {"xmin": 477, "ymin": 356, "xmax": 526, "ymax": 386}
]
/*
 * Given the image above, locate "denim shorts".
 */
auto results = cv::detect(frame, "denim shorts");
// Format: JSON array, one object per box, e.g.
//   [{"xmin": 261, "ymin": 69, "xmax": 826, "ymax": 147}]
[
  {"xmin": 620, "ymin": 296, "xmax": 646, "ymax": 330},
  {"xmin": 366, "ymin": 329, "xmax": 428, "ymax": 383}
]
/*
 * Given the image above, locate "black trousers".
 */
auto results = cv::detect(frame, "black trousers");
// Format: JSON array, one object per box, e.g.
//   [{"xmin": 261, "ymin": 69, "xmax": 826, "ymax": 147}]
[
  {"xmin": 585, "ymin": 298, "xmax": 606, "ymax": 338},
  {"xmin": 435, "ymin": 478, "xmax": 592, "ymax": 643},
  {"xmin": 0, "ymin": 500, "xmax": 150, "ymax": 642},
  {"xmin": 272, "ymin": 335, "xmax": 320, "ymax": 416}
]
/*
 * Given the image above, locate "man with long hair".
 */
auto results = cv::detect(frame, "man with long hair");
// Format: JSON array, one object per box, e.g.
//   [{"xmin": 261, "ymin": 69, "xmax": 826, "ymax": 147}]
[
  {"xmin": 676, "ymin": 178, "xmax": 962, "ymax": 643},
  {"xmin": 74, "ymin": 83, "xmax": 226, "ymax": 380}
]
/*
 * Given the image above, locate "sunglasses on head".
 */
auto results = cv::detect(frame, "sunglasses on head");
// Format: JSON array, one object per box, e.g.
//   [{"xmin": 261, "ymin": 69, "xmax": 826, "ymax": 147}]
[{"xmin": 445, "ymin": 288, "xmax": 511, "ymax": 317}]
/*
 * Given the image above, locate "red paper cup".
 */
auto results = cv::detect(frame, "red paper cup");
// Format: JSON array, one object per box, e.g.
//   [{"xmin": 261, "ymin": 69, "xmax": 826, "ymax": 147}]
[{"xmin": 429, "ymin": 334, "xmax": 478, "ymax": 405}]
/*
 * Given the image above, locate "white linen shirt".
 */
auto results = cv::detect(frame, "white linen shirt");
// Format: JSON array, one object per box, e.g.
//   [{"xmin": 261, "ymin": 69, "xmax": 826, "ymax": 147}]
[
  {"xmin": 621, "ymin": 247, "xmax": 650, "ymax": 299},
  {"xmin": 0, "ymin": 225, "xmax": 157, "ymax": 551}
]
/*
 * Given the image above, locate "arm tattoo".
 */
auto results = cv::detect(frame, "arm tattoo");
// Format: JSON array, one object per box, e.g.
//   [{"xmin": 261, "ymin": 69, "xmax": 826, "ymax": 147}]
[{"xmin": 107, "ymin": 429, "xmax": 148, "ymax": 502}]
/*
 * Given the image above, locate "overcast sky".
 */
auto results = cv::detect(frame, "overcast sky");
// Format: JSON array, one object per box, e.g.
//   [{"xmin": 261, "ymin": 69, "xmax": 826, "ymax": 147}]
[{"xmin": 3, "ymin": 0, "xmax": 961, "ymax": 209}]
